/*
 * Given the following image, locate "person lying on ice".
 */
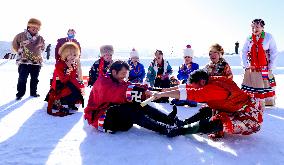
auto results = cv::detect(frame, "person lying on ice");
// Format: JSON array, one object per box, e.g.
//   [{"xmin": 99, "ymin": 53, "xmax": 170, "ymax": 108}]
[
  {"xmin": 153, "ymin": 69, "xmax": 264, "ymax": 138},
  {"xmin": 84, "ymin": 60, "xmax": 180, "ymax": 135},
  {"xmin": 45, "ymin": 42, "xmax": 85, "ymax": 116}
]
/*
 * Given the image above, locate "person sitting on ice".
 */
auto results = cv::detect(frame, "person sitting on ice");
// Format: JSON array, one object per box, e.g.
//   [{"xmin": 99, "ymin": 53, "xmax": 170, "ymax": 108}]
[
  {"xmin": 171, "ymin": 45, "xmax": 199, "ymax": 107},
  {"xmin": 45, "ymin": 42, "xmax": 85, "ymax": 116},
  {"xmin": 204, "ymin": 44, "xmax": 233, "ymax": 79},
  {"xmin": 127, "ymin": 48, "xmax": 145, "ymax": 83},
  {"xmin": 84, "ymin": 60, "xmax": 180, "ymax": 135},
  {"xmin": 88, "ymin": 45, "xmax": 113, "ymax": 86},
  {"xmin": 145, "ymin": 50, "xmax": 173, "ymax": 103},
  {"xmin": 153, "ymin": 69, "xmax": 263, "ymax": 139}
]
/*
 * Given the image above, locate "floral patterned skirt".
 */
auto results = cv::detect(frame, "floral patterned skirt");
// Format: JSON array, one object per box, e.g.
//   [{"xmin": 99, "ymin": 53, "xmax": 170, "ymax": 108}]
[{"xmin": 213, "ymin": 98, "xmax": 263, "ymax": 135}]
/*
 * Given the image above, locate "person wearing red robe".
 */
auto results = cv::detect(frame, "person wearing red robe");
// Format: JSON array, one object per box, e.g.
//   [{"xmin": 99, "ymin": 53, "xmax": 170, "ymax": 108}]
[
  {"xmin": 45, "ymin": 42, "xmax": 84, "ymax": 116},
  {"xmin": 153, "ymin": 69, "xmax": 263, "ymax": 138},
  {"xmin": 84, "ymin": 60, "xmax": 179, "ymax": 135}
]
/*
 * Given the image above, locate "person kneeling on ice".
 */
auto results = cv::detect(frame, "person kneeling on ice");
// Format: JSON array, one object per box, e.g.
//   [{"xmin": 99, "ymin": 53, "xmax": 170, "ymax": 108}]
[
  {"xmin": 153, "ymin": 69, "xmax": 263, "ymax": 138},
  {"xmin": 84, "ymin": 60, "xmax": 180, "ymax": 135},
  {"xmin": 45, "ymin": 42, "xmax": 85, "ymax": 116}
]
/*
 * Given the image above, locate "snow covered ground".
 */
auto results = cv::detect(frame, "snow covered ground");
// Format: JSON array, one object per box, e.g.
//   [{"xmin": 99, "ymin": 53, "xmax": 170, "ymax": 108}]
[{"xmin": 1, "ymin": 54, "xmax": 284, "ymax": 165}]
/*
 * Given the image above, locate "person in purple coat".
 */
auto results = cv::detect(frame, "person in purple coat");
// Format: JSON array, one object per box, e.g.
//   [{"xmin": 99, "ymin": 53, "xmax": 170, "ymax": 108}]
[
  {"xmin": 127, "ymin": 48, "xmax": 145, "ymax": 83},
  {"xmin": 172, "ymin": 45, "xmax": 199, "ymax": 107},
  {"xmin": 55, "ymin": 29, "xmax": 83, "ymax": 81},
  {"xmin": 55, "ymin": 29, "xmax": 81, "ymax": 61}
]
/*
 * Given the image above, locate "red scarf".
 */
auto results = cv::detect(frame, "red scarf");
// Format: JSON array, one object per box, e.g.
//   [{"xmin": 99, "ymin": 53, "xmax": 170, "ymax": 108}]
[
  {"xmin": 98, "ymin": 57, "xmax": 105, "ymax": 76},
  {"xmin": 250, "ymin": 32, "xmax": 267, "ymax": 68}
]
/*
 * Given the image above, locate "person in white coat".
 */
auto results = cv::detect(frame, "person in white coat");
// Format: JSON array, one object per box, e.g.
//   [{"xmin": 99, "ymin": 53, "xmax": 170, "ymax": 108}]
[{"xmin": 241, "ymin": 19, "xmax": 278, "ymax": 106}]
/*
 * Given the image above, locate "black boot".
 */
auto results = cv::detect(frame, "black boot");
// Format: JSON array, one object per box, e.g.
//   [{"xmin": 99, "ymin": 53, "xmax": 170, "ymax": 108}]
[
  {"xmin": 169, "ymin": 105, "xmax": 184, "ymax": 127},
  {"xmin": 135, "ymin": 114, "xmax": 171, "ymax": 135},
  {"xmin": 68, "ymin": 104, "xmax": 78, "ymax": 110},
  {"xmin": 167, "ymin": 119, "xmax": 223, "ymax": 137},
  {"xmin": 198, "ymin": 119, "xmax": 223, "ymax": 134},
  {"xmin": 167, "ymin": 105, "xmax": 177, "ymax": 121},
  {"xmin": 141, "ymin": 104, "xmax": 178, "ymax": 125},
  {"xmin": 182, "ymin": 107, "xmax": 213, "ymax": 126},
  {"xmin": 167, "ymin": 122, "xmax": 200, "ymax": 137}
]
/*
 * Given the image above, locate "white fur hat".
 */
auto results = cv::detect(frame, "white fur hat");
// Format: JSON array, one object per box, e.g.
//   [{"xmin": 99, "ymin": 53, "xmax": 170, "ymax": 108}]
[
  {"xmin": 183, "ymin": 45, "xmax": 194, "ymax": 58},
  {"xmin": 130, "ymin": 48, "xmax": 139, "ymax": 58},
  {"xmin": 100, "ymin": 45, "xmax": 114, "ymax": 56}
]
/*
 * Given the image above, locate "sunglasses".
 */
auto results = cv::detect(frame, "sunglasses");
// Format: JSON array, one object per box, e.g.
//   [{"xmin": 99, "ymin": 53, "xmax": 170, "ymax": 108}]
[{"xmin": 184, "ymin": 56, "xmax": 192, "ymax": 58}]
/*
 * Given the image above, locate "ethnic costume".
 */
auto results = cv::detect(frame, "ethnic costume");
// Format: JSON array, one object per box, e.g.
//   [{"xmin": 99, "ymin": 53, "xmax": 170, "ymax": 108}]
[
  {"xmin": 241, "ymin": 32, "xmax": 278, "ymax": 106},
  {"xmin": 204, "ymin": 58, "xmax": 233, "ymax": 79},
  {"xmin": 84, "ymin": 74, "xmax": 178, "ymax": 135},
  {"xmin": 12, "ymin": 21, "xmax": 45, "ymax": 99},
  {"xmin": 45, "ymin": 42, "xmax": 84, "ymax": 116},
  {"xmin": 174, "ymin": 77, "xmax": 263, "ymax": 137},
  {"xmin": 45, "ymin": 60, "xmax": 84, "ymax": 116}
]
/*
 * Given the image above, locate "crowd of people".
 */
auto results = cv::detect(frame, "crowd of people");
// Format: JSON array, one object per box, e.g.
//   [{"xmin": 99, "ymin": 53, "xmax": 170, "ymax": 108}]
[{"xmin": 12, "ymin": 17, "xmax": 278, "ymax": 139}]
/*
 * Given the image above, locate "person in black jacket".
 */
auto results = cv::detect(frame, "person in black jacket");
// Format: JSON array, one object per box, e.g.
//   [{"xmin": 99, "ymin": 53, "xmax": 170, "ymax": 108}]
[
  {"xmin": 88, "ymin": 45, "xmax": 113, "ymax": 86},
  {"xmin": 235, "ymin": 41, "xmax": 239, "ymax": 54},
  {"xmin": 45, "ymin": 44, "xmax": 51, "ymax": 60}
]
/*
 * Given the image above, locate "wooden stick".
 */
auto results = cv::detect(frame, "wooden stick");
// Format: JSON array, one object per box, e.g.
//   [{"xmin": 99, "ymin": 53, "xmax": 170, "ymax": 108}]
[{"xmin": 140, "ymin": 96, "xmax": 155, "ymax": 107}]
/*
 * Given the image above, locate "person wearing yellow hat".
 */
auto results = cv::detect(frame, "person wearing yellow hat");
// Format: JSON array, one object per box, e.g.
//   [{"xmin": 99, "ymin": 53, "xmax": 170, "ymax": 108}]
[
  {"xmin": 45, "ymin": 42, "xmax": 85, "ymax": 116},
  {"xmin": 12, "ymin": 18, "xmax": 45, "ymax": 100}
]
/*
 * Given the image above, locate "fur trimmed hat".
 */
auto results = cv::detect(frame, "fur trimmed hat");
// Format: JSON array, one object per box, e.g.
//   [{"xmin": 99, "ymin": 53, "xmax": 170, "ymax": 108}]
[
  {"xmin": 58, "ymin": 42, "xmax": 81, "ymax": 60},
  {"xmin": 130, "ymin": 48, "xmax": 139, "ymax": 58},
  {"xmin": 183, "ymin": 44, "xmax": 194, "ymax": 58},
  {"xmin": 100, "ymin": 45, "xmax": 114, "ymax": 56},
  {"xmin": 27, "ymin": 18, "xmax": 41, "ymax": 29}
]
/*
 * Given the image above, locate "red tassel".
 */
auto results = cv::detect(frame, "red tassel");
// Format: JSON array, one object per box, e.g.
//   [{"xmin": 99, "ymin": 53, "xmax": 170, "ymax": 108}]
[{"xmin": 98, "ymin": 57, "xmax": 105, "ymax": 76}]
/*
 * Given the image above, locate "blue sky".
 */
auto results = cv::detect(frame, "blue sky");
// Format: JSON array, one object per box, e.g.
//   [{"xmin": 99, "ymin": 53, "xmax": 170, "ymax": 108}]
[{"xmin": 1, "ymin": 0, "xmax": 283, "ymax": 56}]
